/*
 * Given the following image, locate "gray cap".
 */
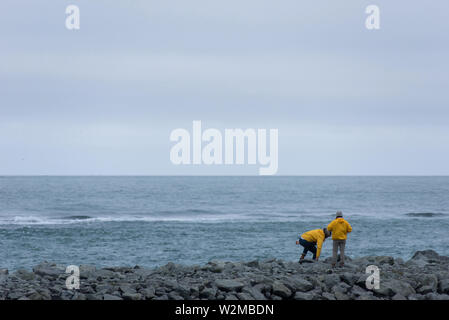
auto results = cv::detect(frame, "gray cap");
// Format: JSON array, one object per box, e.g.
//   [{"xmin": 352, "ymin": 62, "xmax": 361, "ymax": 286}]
[{"xmin": 336, "ymin": 211, "xmax": 343, "ymax": 218}]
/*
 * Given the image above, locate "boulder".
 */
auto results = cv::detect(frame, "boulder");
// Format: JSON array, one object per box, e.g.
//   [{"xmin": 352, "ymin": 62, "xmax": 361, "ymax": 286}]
[
  {"xmin": 294, "ymin": 291, "xmax": 314, "ymax": 300},
  {"xmin": 334, "ymin": 291, "xmax": 350, "ymax": 300},
  {"xmin": 208, "ymin": 261, "xmax": 225, "ymax": 273},
  {"xmin": 438, "ymin": 279, "xmax": 449, "ymax": 294},
  {"xmin": 122, "ymin": 292, "xmax": 143, "ymax": 300},
  {"xmin": 168, "ymin": 291, "xmax": 184, "ymax": 300},
  {"xmin": 392, "ymin": 293, "xmax": 407, "ymax": 300},
  {"xmin": 215, "ymin": 279, "xmax": 245, "ymax": 292},
  {"xmin": 411, "ymin": 250, "xmax": 441, "ymax": 262},
  {"xmin": 332, "ymin": 282, "xmax": 351, "ymax": 294},
  {"xmin": 376, "ymin": 280, "xmax": 415, "ymax": 297},
  {"xmin": 322, "ymin": 274, "xmax": 341, "ymax": 290},
  {"xmin": 79, "ymin": 265, "xmax": 96, "ymax": 279},
  {"xmin": 322, "ymin": 292, "xmax": 336, "ymax": 300},
  {"xmin": 199, "ymin": 287, "xmax": 217, "ymax": 299},
  {"xmin": 236, "ymin": 292, "xmax": 253, "ymax": 300},
  {"xmin": 341, "ymin": 272, "xmax": 359, "ymax": 286},
  {"xmin": 271, "ymin": 281, "xmax": 292, "ymax": 298},
  {"xmin": 103, "ymin": 294, "xmax": 123, "ymax": 300},
  {"xmin": 242, "ymin": 286, "xmax": 266, "ymax": 300},
  {"xmin": 288, "ymin": 276, "xmax": 313, "ymax": 292},
  {"xmin": 33, "ymin": 262, "xmax": 65, "ymax": 278},
  {"xmin": 141, "ymin": 287, "xmax": 156, "ymax": 299},
  {"xmin": 417, "ymin": 274, "xmax": 438, "ymax": 294},
  {"xmin": 426, "ymin": 293, "xmax": 449, "ymax": 300},
  {"xmin": 376, "ymin": 256, "xmax": 394, "ymax": 265},
  {"xmin": 14, "ymin": 269, "xmax": 35, "ymax": 281}
]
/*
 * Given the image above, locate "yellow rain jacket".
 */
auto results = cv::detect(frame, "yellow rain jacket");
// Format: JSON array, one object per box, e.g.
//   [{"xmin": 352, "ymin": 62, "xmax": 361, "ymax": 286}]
[
  {"xmin": 327, "ymin": 218, "xmax": 352, "ymax": 240},
  {"xmin": 301, "ymin": 229, "xmax": 325, "ymax": 258}
]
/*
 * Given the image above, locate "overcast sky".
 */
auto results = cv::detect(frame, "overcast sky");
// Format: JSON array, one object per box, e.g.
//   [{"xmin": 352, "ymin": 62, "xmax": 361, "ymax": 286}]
[{"xmin": 1, "ymin": 0, "xmax": 448, "ymax": 175}]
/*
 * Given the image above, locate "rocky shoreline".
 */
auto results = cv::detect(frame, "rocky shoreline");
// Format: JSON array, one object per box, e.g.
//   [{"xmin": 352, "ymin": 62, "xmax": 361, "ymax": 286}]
[{"xmin": 1, "ymin": 250, "xmax": 449, "ymax": 300}]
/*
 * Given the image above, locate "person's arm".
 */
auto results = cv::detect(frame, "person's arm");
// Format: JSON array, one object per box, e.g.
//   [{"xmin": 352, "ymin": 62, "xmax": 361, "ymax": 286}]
[
  {"xmin": 347, "ymin": 221, "xmax": 352, "ymax": 233},
  {"xmin": 316, "ymin": 236, "xmax": 324, "ymax": 260},
  {"xmin": 327, "ymin": 220, "xmax": 334, "ymax": 232}
]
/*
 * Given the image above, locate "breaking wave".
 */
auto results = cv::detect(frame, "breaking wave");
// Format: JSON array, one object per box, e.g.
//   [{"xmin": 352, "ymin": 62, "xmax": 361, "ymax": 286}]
[{"xmin": 405, "ymin": 212, "xmax": 447, "ymax": 218}]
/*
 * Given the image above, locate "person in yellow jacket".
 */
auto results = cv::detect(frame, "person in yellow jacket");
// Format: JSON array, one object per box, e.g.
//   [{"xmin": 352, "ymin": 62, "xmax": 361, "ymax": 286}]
[
  {"xmin": 297, "ymin": 228, "xmax": 331, "ymax": 262},
  {"xmin": 327, "ymin": 211, "xmax": 352, "ymax": 267}
]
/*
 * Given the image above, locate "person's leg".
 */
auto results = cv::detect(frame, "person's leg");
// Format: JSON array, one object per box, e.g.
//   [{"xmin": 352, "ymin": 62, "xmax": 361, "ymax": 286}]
[
  {"xmin": 299, "ymin": 239, "xmax": 309, "ymax": 260},
  {"xmin": 340, "ymin": 240, "xmax": 346, "ymax": 266},
  {"xmin": 310, "ymin": 244, "xmax": 317, "ymax": 259},
  {"xmin": 332, "ymin": 240, "xmax": 338, "ymax": 266}
]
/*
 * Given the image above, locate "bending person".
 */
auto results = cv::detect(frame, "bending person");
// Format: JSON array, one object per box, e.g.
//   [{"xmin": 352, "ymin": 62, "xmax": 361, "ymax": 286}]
[{"xmin": 297, "ymin": 228, "xmax": 331, "ymax": 262}]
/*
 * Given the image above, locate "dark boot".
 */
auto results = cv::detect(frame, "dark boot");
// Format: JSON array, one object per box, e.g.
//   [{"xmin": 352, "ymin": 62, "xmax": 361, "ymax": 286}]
[{"xmin": 299, "ymin": 254, "xmax": 305, "ymax": 262}]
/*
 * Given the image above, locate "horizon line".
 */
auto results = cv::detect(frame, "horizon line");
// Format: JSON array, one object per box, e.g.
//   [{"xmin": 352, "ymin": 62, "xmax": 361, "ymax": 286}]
[{"xmin": 1, "ymin": 174, "xmax": 449, "ymax": 177}]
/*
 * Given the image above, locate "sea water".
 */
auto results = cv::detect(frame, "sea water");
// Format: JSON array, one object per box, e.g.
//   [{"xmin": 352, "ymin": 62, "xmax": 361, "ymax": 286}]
[{"xmin": 1, "ymin": 176, "xmax": 448, "ymax": 271}]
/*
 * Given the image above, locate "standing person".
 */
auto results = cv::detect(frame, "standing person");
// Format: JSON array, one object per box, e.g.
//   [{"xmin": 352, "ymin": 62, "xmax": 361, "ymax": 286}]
[
  {"xmin": 327, "ymin": 211, "xmax": 352, "ymax": 267},
  {"xmin": 297, "ymin": 228, "xmax": 331, "ymax": 262}
]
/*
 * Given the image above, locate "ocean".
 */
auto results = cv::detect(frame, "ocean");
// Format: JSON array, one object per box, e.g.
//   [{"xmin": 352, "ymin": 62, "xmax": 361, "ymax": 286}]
[{"xmin": 1, "ymin": 176, "xmax": 448, "ymax": 271}]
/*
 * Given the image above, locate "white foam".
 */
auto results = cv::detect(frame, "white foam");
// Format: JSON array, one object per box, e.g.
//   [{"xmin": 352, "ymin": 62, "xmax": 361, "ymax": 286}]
[{"xmin": 0, "ymin": 213, "xmax": 257, "ymax": 225}]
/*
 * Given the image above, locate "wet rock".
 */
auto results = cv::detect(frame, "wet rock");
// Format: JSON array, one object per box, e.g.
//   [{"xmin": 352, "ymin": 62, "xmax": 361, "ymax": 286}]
[
  {"xmin": 79, "ymin": 265, "xmax": 96, "ymax": 279},
  {"xmin": 15, "ymin": 269, "xmax": 36, "ymax": 281},
  {"xmin": 236, "ymin": 292, "xmax": 253, "ymax": 300},
  {"xmin": 351, "ymin": 285, "xmax": 368, "ymax": 297},
  {"xmin": 294, "ymin": 291, "xmax": 314, "ymax": 300},
  {"xmin": 411, "ymin": 250, "xmax": 441, "ymax": 262},
  {"xmin": 215, "ymin": 279, "xmax": 245, "ymax": 292},
  {"xmin": 289, "ymin": 276, "xmax": 313, "ymax": 292},
  {"xmin": 175, "ymin": 284, "xmax": 191, "ymax": 299},
  {"xmin": 71, "ymin": 292, "xmax": 86, "ymax": 300},
  {"xmin": 392, "ymin": 293, "xmax": 407, "ymax": 300},
  {"xmin": 122, "ymin": 292, "xmax": 142, "ymax": 300},
  {"xmin": 332, "ymin": 282, "xmax": 351, "ymax": 295},
  {"xmin": 199, "ymin": 287, "xmax": 217, "ymax": 299},
  {"xmin": 376, "ymin": 256, "xmax": 394, "ymax": 265},
  {"xmin": 322, "ymin": 292, "xmax": 336, "ymax": 300},
  {"xmin": 417, "ymin": 274, "xmax": 438, "ymax": 294},
  {"xmin": 208, "ymin": 261, "xmax": 225, "ymax": 273},
  {"xmin": 139, "ymin": 286, "xmax": 154, "ymax": 299},
  {"xmin": 245, "ymin": 261, "xmax": 260, "ymax": 268},
  {"xmin": 376, "ymin": 280, "xmax": 415, "ymax": 297},
  {"xmin": 33, "ymin": 263, "xmax": 64, "ymax": 279},
  {"xmin": 355, "ymin": 273, "xmax": 373, "ymax": 289},
  {"xmin": 406, "ymin": 293, "xmax": 420, "ymax": 300},
  {"xmin": 242, "ymin": 286, "xmax": 266, "ymax": 300},
  {"xmin": 425, "ymin": 293, "xmax": 449, "ymax": 300},
  {"xmin": 322, "ymin": 274, "xmax": 341, "ymax": 290},
  {"xmin": 1, "ymin": 251, "xmax": 448, "ymax": 300},
  {"xmin": 103, "ymin": 294, "xmax": 122, "ymax": 300},
  {"xmin": 341, "ymin": 272, "xmax": 358, "ymax": 286},
  {"xmin": 438, "ymin": 279, "xmax": 449, "ymax": 294},
  {"xmin": 168, "ymin": 291, "xmax": 184, "ymax": 300},
  {"xmin": 334, "ymin": 291, "xmax": 350, "ymax": 300},
  {"xmin": 271, "ymin": 281, "xmax": 292, "ymax": 298}
]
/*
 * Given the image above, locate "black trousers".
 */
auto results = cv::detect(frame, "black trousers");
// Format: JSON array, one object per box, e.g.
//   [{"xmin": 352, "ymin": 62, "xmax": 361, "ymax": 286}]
[{"xmin": 299, "ymin": 238, "xmax": 317, "ymax": 259}]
